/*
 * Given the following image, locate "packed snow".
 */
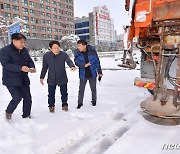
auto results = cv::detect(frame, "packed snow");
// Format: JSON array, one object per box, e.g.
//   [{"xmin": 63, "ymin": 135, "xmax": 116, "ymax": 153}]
[{"xmin": 0, "ymin": 57, "xmax": 180, "ymax": 154}]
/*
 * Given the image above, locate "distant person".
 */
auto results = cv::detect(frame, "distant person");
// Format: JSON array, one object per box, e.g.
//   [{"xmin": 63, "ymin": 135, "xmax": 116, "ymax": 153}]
[
  {"xmin": 74, "ymin": 40, "xmax": 102, "ymax": 109},
  {"xmin": 0, "ymin": 33, "xmax": 36, "ymax": 120},
  {"xmin": 40, "ymin": 40, "xmax": 76, "ymax": 112}
]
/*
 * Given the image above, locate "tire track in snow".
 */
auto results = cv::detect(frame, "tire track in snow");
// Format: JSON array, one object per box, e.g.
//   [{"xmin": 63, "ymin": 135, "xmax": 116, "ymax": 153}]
[{"xmin": 55, "ymin": 98, "xmax": 142, "ymax": 154}]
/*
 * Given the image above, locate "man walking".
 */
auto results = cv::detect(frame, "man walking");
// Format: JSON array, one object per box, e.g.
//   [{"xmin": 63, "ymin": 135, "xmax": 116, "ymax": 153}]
[
  {"xmin": 74, "ymin": 40, "xmax": 102, "ymax": 109},
  {"xmin": 0, "ymin": 33, "xmax": 36, "ymax": 120},
  {"xmin": 40, "ymin": 40, "xmax": 76, "ymax": 112}
]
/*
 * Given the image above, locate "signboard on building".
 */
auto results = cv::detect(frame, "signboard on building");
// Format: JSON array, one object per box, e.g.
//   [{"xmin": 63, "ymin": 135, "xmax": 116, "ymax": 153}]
[{"xmin": 9, "ymin": 23, "xmax": 20, "ymax": 36}]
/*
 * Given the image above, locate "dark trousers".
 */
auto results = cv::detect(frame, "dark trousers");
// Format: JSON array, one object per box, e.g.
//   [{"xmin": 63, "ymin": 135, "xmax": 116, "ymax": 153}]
[
  {"xmin": 6, "ymin": 85, "xmax": 32, "ymax": 117},
  {"xmin": 48, "ymin": 84, "xmax": 68, "ymax": 107},
  {"xmin": 78, "ymin": 78, "xmax": 97, "ymax": 105}
]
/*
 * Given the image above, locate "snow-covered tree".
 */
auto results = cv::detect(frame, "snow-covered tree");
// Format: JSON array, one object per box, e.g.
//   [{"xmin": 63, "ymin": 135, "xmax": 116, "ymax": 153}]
[{"xmin": 59, "ymin": 34, "xmax": 80, "ymax": 55}]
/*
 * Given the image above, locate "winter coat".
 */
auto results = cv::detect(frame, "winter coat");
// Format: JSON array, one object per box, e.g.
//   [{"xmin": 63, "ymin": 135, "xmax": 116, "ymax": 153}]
[
  {"xmin": 74, "ymin": 45, "xmax": 102, "ymax": 80},
  {"xmin": 0, "ymin": 44, "xmax": 35, "ymax": 87},
  {"xmin": 40, "ymin": 51, "xmax": 75, "ymax": 86}
]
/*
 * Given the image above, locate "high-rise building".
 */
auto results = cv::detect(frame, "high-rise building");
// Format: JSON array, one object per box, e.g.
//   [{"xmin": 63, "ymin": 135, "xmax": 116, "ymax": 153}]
[
  {"xmin": 0, "ymin": 0, "xmax": 74, "ymax": 41},
  {"xmin": 74, "ymin": 16, "xmax": 90, "ymax": 42},
  {"xmin": 75, "ymin": 5, "xmax": 115, "ymax": 47}
]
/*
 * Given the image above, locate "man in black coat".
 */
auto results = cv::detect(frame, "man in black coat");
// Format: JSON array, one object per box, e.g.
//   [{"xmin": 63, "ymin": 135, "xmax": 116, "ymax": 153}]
[
  {"xmin": 40, "ymin": 40, "xmax": 76, "ymax": 112},
  {"xmin": 0, "ymin": 33, "xmax": 36, "ymax": 120}
]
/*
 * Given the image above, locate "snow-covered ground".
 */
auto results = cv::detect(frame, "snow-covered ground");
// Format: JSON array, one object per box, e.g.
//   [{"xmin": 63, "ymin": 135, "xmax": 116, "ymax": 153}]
[{"xmin": 0, "ymin": 57, "xmax": 180, "ymax": 154}]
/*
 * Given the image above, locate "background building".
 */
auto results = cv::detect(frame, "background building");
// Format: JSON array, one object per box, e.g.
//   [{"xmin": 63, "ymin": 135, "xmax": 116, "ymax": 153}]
[
  {"xmin": 74, "ymin": 16, "xmax": 90, "ymax": 41},
  {"xmin": 75, "ymin": 5, "xmax": 115, "ymax": 48},
  {"xmin": 0, "ymin": 0, "xmax": 74, "ymax": 47}
]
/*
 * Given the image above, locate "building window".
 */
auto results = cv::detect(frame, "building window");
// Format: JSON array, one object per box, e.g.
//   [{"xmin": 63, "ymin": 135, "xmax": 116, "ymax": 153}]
[
  {"xmin": 58, "ymin": 16, "xmax": 62, "ymax": 21},
  {"xmin": 79, "ymin": 35, "xmax": 89, "ymax": 40},
  {"xmin": 30, "ymin": 9, "xmax": 35, "ymax": 16},
  {"xmin": 75, "ymin": 21, "xmax": 89, "ymax": 28},
  {"xmin": 47, "ymin": 20, "xmax": 51, "ymax": 26},
  {"xmin": 22, "ymin": 8, "xmax": 28, "ymax": 14},
  {"xmin": 75, "ymin": 29, "xmax": 89, "ymax": 35},
  {"xmin": 59, "ymin": 29, "xmax": 63, "ymax": 34},
  {"xmin": 24, "ymin": 33, "xmax": 30, "ymax": 38},
  {"xmin": 12, "ymin": 0, "xmax": 19, "ymax": 4},
  {"xmin": 22, "ymin": 0, "xmax": 28, "ymax": 6},
  {"xmin": 12, "ymin": 6, "xmax": 19, "ymax": 12},
  {"xmin": 65, "ymin": 5, "xmax": 69, "ymax": 10},
  {"xmin": 40, "ymin": 4, "xmax": 44, "ymax": 9},
  {"xmin": 53, "ymin": 14, "xmax": 57, "ymax": 20},
  {"xmin": 69, "ymin": 0, "xmax": 73, "ymax": 4},
  {"xmin": 69, "ymin": 12, "xmax": 73, "ymax": 17},
  {"xmin": 23, "ymin": 16, "xmax": 29, "ymax": 22},
  {"xmin": 47, "ymin": 28, "xmax": 52, "ymax": 33},
  {"xmin": 46, "ymin": 0, "xmax": 50, "ymax": 4},
  {"xmin": 58, "ymin": 9, "xmax": 62, "ymax": 15},
  {"xmin": 4, "ymin": 4, "xmax": 11, "ymax": 11},
  {"xmin": 41, "ymin": 12, "xmax": 45, "ymax": 18},
  {"xmin": 48, "ymin": 34, "xmax": 52, "ymax": 40},
  {"xmin": 46, "ymin": 6, "xmax": 50, "ymax": 12},
  {"xmin": 32, "ymin": 33, "xmax": 37, "ymax": 38},
  {"xmin": 57, "ymin": 2, "xmax": 61, "ymax": 7},
  {"xmin": 41, "ymin": 27, "xmax": 46, "ymax": 32},
  {"xmin": 24, "ymin": 24, "xmax": 30, "ymax": 30},
  {"xmin": 41, "ymin": 19, "xmax": 45, "ymax": 24},
  {"xmin": 31, "ymin": 25, "xmax": 36, "ymax": 31},
  {"xmin": 53, "ymin": 21, "xmax": 58, "ymax": 26},
  {"xmin": 65, "ymin": 11, "xmax": 69, "ymax": 16},
  {"xmin": 29, "ymin": 1, "xmax": 35, "ymax": 8},
  {"xmin": 65, "ymin": 18, "xmax": 69, "ymax": 22},
  {"xmin": 54, "ymin": 28, "xmax": 58, "ymax": 34},
  {"xmin": 42, "ymin": 34, "xmax": 46, "ymax": 39},
  {"xmin": 5, "ymin": 13, "xmax": 11, "ymax": 20},
  {"xmin": 52, "ymin": 8, "xmax": 57, "ymax": 14},
  {"xmin": 13, "ymin": 14, "xmax": 20, "ymax": 19},
  {"xmin": 40, "ymin": 0, "xmax": 44, "ymax": 3},
  {"xmin": 54, "ymin": 35, "xmax": 58, "ymax": 40},
  {"xmin": 52, "ymin": 1, "xmax": 57, "ymax": 7},
  {"xmin": 66, "ymin": 30, "xmax": 69, "ymax": 34},
  {"xmin": 31, "ymin": 17, "xmax": 36, "ymax": 23},
  {"xmin": 59, "ymin": 23, "xmax": 63, "ymax": 28},
  {"xmin": 46, "ymin": 13, "xmax": 51, "ymax": 19}
]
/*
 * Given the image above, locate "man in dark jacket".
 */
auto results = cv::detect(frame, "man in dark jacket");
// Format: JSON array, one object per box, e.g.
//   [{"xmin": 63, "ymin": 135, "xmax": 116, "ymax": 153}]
[
  {"xmin": 0, "ymin": 33, "xmax": 36, "ymax": 120},
  {"xmin": 40, "ymin": 40, "xmax": 76, "ymax": 112},
  {"xmin": 74, "ymin": 40, "xmax": 102, "ymax": 109}
]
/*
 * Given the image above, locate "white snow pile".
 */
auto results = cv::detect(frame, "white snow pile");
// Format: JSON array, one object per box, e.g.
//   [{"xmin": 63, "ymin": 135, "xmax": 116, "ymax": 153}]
[{"xmin": 0, "ymin": 58, "xmax": 180, "ymax": 154}]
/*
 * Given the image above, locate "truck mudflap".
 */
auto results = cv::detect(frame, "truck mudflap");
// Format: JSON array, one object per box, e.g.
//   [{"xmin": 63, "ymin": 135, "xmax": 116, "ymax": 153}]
[{"xmin": 134, "ymin": 77, "xmax": 155, "ymax": 90}]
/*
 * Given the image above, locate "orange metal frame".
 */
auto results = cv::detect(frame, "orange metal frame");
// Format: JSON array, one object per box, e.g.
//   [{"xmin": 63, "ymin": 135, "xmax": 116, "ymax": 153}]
[{"xmin": 129, "ymin": 0, "xmax": 180, "ymax": 39}]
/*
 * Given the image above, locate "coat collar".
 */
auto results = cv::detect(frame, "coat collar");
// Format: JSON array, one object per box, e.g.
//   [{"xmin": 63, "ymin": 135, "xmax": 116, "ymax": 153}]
[
  {"xmin": 10, "ymin": 43, "xmax": 25, "ymax": 53},
  {"xmin": 75, "ymin": 45, "xmax": 95, "ymax": 55}
]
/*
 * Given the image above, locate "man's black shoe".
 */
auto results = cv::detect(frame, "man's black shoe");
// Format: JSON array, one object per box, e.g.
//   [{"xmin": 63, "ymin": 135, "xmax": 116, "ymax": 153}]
[
  {"xmin": 91, "ymin": 101, "xmax": 96, "ymax": 106},
  {"xmin": 77, "ymin": 104, "xmax": 83, "ymax": 109},
  {"xmin": 22, "ymin": 115, "xmax": 31, "ymax": 118}
]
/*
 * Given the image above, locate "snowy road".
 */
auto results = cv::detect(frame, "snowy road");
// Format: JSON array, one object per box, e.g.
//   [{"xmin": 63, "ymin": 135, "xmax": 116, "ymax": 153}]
[{"xmin": 1, "ymin": 58, "xmax": 180, "ymax": 154}]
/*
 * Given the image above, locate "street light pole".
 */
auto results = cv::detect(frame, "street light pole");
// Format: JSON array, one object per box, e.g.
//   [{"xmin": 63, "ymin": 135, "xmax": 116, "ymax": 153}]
[{"xmin": 7, "ymin": 21, "xmax": 11, "ymax": 44}]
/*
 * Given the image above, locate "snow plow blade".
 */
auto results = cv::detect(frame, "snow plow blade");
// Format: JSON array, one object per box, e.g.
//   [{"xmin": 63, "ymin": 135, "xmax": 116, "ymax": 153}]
[
  {"xmin": 141, "ymin": 96, "xmax": 180, "ymax": 119},
  {"xmin": 118, "ymin": 58, "xmax": 136, "ymax": 69}
]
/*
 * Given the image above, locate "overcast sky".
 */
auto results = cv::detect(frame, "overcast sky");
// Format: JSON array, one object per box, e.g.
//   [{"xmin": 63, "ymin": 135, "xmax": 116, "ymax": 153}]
[{"xmin": 74, "ymin": 0, "xmax": 128, "ymax": 35}]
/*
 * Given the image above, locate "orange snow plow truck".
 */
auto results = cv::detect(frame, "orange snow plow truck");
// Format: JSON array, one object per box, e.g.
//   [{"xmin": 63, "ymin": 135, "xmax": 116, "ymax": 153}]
[{"xmin": 121, "ymin": 0, "xmax": 180, "ymax": 118}]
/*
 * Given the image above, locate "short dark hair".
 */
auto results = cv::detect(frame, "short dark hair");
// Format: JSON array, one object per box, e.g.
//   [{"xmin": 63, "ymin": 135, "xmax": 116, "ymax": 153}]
[
  {"xmin": 77, "ymin": 40, "xmax": 87, "ymax": 45},
  {"xmin": 49, "ymin": 40, "xmax": 61, "ymax": 48},
  {"xmin": 11, "ymin": 33, "xmax": 26, "ymax": 40}
]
